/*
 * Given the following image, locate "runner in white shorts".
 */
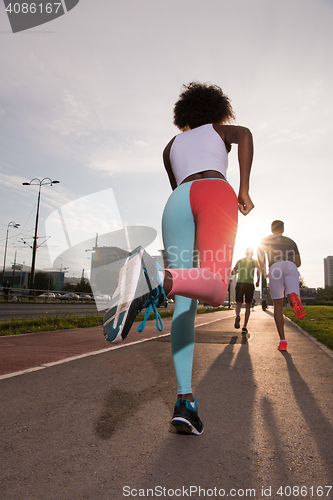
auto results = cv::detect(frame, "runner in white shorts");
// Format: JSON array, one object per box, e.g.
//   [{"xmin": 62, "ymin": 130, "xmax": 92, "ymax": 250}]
[
  {"xmin": 269, "ymin": 260, "xmax": 300, "ymax": 300},
  {"xmin": 258, "ymin": 220, "xmax": 304, "ymax": 352}
]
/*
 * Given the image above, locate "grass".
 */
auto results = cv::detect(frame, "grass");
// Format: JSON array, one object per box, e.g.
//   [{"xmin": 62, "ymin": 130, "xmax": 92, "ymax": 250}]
[
  {"xmin": 0, "ymin": 313, "xmax": 104, "ymax": 336},
  {"xmin": 0, "ymin": 305, "xmax": 229, "ymax": 336},
  {"xmin": 283, "ymin": 305, "xmax": 333, "ymax": 351}
]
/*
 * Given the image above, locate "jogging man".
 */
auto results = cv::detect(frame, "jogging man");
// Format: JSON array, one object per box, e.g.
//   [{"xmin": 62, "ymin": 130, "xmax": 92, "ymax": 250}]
[
  {"xmin": 232, "ymin": 248, "xmax": 260, "ymax": 334},
  {"xmin": 258, "ymin": 220, "xmax": 304, "ymax": 351}
]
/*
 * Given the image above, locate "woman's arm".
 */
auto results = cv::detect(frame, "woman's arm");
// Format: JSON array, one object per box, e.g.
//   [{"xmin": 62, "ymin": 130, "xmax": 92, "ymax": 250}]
[
  {"xmin": 163, "ymin": 137, "xmax": 177, "ymax": 191},
  {"xmin": 215, "ymin": 124, "xmax": 254, "ymax": 215}
]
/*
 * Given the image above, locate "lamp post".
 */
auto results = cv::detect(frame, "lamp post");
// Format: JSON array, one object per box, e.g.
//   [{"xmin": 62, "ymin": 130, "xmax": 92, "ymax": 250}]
[
  {"xmin": 22, "ymin": 178, "xmax": 59, "ymax": 290},
  {"xmin": 2, "ymin": 221, "xmax": 20, "ymax": 284}
]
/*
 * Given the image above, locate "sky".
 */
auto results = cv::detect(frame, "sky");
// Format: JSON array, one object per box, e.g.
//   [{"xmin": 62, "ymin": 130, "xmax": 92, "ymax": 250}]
[{"xmin": 0, "ymin": 0, "xmax": 332, "ymax": 288}]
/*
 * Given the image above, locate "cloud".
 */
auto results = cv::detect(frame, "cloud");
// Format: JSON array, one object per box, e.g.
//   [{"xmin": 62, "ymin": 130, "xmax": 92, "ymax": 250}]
[
  {"xmin": 88, "ymin": 139, "xmax": 162, "ymax": 175},
  {"xmin": 1, "ymin": 0, "xmax": 332, "ymax": 287},
  {"xmin": 47, "ymin": 90, "xmax": 94, "ymax": 137},
  {"xmin": 0, "ymin": 171, "xmax": 27, "ymax": 189}
]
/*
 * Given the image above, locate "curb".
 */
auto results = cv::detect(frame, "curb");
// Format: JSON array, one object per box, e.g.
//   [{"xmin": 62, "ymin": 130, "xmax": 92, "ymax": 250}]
[
  {"xmin": 264, "ymin": 309, "xmax": 333, "ymax": 360},
  {"xmin": 283, "ymin": 315, "xmax": 333, "ymax": 360}
]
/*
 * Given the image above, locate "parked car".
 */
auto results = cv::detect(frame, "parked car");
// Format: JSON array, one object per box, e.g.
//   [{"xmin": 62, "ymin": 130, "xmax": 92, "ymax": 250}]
[
  {"xmin": 79, "ymin": 294, "xmax": 93, "ymax": 301},
  {"xmin": 59, "ymin": 292, "xmax": 80, "ymax": 301},
  {"xmin": 94, "ymin": 294, "xmax": 111, "ymax": 304},
  {"xmin": 38, "ymin": 292, "xmax": 56, "ymax": 299}
]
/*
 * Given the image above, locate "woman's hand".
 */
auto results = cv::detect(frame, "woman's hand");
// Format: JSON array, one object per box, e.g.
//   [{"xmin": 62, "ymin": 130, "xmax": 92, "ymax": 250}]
[{"xmin": 238, "ymin": 192, "xmax": 254, "ymax": 215}]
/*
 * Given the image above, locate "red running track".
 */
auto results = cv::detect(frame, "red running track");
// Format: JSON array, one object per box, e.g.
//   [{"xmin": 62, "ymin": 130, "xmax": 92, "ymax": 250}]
[
  {"xmin": 0, "ymin": 317, "xmax": 174, "ymax": 376},
  {"xmin": 0, "ymin": 311, "xmax": 235, "ymax": 377}
]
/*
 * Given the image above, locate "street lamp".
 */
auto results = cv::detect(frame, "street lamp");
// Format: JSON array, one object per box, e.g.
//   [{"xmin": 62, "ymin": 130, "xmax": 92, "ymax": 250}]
[
  {"xmin": 2, "ymin": 221, "xmax": 20, "ymax": 284},
  {"xmin": 22, "ymin": 177, "xmax": 60, "ymax": 290}
]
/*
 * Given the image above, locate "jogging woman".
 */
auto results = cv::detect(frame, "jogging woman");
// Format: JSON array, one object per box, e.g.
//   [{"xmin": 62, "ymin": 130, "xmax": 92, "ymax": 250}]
[{"xmin": 103, "ymin": 82, "xmax": 254, "ymax": 435}]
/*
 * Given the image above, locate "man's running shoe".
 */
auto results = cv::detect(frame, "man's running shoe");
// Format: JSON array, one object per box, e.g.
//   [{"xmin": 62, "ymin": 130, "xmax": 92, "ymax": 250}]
[
  {"xmin": 242, "ymin": 326, "xmax": 248, "ymax": 334},
  {"xmin": 103, "ymin": 246, "xmax": 166, "ymax": 343},
  {"xmin": 171, "ymin": 397, "xmax": 203, "ymax": 435},
  {"xmin": 278, "ymin": 340, "xmax": 288, "ymax": 351},
  {"xmin": 234, "ymin": 315, "xmax": 240, "ymax": 329},
  {"xmin": 288, "ymin": 292, "xmax": 305, "ymax": 320}
]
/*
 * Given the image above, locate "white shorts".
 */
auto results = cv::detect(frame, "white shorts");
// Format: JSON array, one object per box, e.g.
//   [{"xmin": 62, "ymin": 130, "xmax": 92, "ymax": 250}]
[{"xmin": 268, "ymin": 261, "xmax": 300, "ymax": 300}]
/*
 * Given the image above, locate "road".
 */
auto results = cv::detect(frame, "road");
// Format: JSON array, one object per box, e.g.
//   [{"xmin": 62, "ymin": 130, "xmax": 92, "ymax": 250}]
[
  {"xmin": 0, "ymin": 301, "xmax": 174, "ymax": 320},
  {"xmin": 0, "ymin": 308, "xmax": 332, "ymax": 500},
  {"xmin": 0, "ymin": 302, "xmax": 104, "ymax": 320}
]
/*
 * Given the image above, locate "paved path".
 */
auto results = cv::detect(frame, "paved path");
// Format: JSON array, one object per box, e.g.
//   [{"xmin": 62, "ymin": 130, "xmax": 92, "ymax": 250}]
[{"xmin": 0, "ymin": 308, "xmax": 332, "ymax": 500}]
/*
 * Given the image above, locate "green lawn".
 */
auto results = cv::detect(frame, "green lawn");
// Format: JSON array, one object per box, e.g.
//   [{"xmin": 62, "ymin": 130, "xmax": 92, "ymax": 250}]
[
  {"xmin": 0, "ymin": 313, "xmax": 104, "ymax": 336},
  {"xmin": 283, "ymin": 305, "xmax": 333, "ymax": 351},
  {"xmin": 0, "ymin": 305, "xmax": 228, "ymax": 336}
]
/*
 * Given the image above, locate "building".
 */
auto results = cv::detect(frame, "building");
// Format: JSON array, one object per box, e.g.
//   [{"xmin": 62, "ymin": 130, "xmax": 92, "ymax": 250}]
[
  {"xmin": 89, "ymin": 245, "xmax": 165, "ymax": 297},
  {"xmin": 89, "ymin": 246, "xmax": 129, "ymax": 296},
  {"xmin": 324, "ymin": 256, "xmax": 333, "ymax": 287},
  {"xmin": 1, "ymin": 265, "xmax": 65, "ymax": 292},
  {"xmin": 1, "ymin": 264, "xmax": 30, "ymax": 289}
]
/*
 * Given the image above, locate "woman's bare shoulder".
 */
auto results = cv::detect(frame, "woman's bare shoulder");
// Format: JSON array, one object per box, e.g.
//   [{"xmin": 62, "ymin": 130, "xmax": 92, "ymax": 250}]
[{"xmin": 213, "ymin": 123, "xmax": 252, "ymax": 145}]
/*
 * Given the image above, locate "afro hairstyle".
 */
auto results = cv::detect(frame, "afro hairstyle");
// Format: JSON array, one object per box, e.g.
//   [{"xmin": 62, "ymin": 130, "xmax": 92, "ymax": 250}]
[{"xmin": 173, "ymin": 81, "xmax": 235, "ymax": 130}]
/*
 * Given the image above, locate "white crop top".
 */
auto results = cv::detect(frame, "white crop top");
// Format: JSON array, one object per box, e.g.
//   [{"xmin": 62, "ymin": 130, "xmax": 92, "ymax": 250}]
[{"xmin": 169, "ymin": 124, "xmax": 229, "ymax": 186}]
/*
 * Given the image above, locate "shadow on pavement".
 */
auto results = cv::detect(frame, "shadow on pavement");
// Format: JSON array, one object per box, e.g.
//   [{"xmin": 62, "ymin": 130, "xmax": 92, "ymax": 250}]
[
  {"xmin": 126, "ymin": 339, "xmax": 258, "ymax": 492},
  {"xmin": 94, "ymin": 331, "xmax": 250, "ymax": 440},
  {"xmin": 94, "ymin": 341, "xmax": 176, "ymax": 440},
  {"xmin": 281, "ymin": 351, "xmax": 333, "ymax": 474}
]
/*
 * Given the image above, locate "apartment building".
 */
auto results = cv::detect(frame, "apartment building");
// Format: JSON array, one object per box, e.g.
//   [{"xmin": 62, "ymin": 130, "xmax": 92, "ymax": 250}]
[{"xmin": 324, "ymin": 255, "xmax": 333, "ymax": 287}]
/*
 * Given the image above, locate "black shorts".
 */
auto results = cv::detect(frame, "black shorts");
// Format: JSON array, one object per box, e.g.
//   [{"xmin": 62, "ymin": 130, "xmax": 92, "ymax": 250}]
[{"xmin": 236, "ymin": 282, "xmax": 255, "ymax": 304}]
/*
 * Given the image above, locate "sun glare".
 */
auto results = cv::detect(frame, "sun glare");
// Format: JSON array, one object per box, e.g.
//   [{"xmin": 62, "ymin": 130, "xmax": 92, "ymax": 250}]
[{"xmin": 233, "ymin": 220, "xmax": 266, "ymax": 262}]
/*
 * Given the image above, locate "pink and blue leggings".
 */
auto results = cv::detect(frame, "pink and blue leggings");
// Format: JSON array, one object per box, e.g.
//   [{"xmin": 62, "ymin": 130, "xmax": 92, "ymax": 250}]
[{"xmin": 162, "ymin": 179, "xmax": 238, "ymax": 395}]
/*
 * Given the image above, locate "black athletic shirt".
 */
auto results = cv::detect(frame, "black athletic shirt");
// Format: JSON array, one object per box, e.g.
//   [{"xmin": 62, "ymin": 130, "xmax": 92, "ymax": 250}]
[{"xmin": 258, "ymin": 235, "xmax": 300, "ymax": 268}]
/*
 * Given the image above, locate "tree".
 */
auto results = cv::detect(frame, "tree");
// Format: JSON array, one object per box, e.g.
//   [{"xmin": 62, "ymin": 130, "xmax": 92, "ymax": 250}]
[
  {"xmin": 62, "ymin": 282, "xmax": 76, "ymax": 292},
  {"xmin": 299, "ymin": 275, "xmax": 306, "ymax": 288},
  {"xmin": 75, "ymin": 278, "xmax": 92, "ymax": 294},
  {"xmin": 34, "ymin": 272, "xmax": 54, "ymax": 292},
  {"xmin": 316, "ymin": 286, "xmax": 333, "ymax": 301}
]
